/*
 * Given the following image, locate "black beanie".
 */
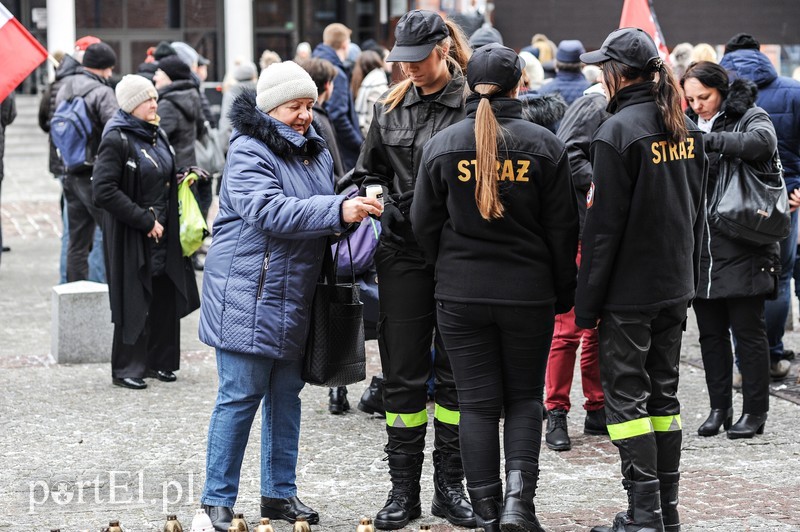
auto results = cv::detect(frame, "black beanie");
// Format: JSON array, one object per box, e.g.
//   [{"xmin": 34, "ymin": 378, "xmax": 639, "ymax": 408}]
[
  {"xmin": 724, "ymin": 33, "xmax": 760, "ymax": 54},
  {"xmin": 157, "ymin": 55, "xmax": 192, "ymax": 81},
  {"xmin": 82, "ymin": 42, "xmax": 117, "ymax": 69},
  {"xmin": 153, "ymin": 40, "xmax": 177, "ymax": 61}
]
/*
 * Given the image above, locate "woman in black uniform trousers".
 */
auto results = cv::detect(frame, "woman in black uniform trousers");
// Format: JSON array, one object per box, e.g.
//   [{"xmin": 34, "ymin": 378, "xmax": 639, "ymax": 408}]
[
  {"xmin": 575, "ymin": 29, "xmax": 708, "ymax": 532},
  {"xmin": 351, "ymin": 9, "xmax": 475, "ymax": 530},
  {"xmin": 413, "ymin": 44, "xmax": 578, "ymax": 532}
]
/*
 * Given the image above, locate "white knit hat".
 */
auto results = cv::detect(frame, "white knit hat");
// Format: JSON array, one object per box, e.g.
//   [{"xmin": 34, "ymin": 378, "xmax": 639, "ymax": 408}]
[
  {"xmin": 256, "ymin": 61, "xmax": 318, "ymax": 113},
  {"xmin": 115, "ymin": 74, "xmax": 158, "ymax": 113}
]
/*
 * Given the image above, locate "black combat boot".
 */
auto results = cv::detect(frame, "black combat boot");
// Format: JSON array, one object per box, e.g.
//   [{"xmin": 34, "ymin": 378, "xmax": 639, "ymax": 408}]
[
  {"xmin": 374, "ymin": 453, "xmax": 424, "ymax": 530},
  {"xmin": 590, "ymin": 479, "xmax": 664, "ymax": 532},
  {"xmin": 499, "ymin": 470, "xmax": 544, "ymax": 532},
  {"xmin": 658, "ymin": 472, "xmax": 680, "ymax": 531},
  {"xmin": 357, "ymin": 375, "xmax": 385, "ymax": 417},
  {"xmin": 468, "ymin": 483, "xmax": 503, "ymax": 532},
  {"xmin": 431, "ymin": 450, "xmax": 477, "ymax": 527}
]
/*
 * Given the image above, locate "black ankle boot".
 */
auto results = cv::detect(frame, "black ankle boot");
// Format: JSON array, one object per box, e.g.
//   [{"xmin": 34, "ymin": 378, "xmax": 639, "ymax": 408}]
[
  {"xmin": 328, "ymin": 386, "xmax": 350, "ymax": 415},
  {"xmin": 431, "ymin": 450, "xmax": 477, "ymax": 527},
  {"xmin": 375, "ymin": 453, "xmax": 424, "ymax": 530},
  {"xmin": 201, "ymin": 505, "xmax": 234, "ymax": 532},
  {"xmin": 469, "ymin": 483, "xmax": 503, "ymax": 532},
  {"xmin": 727, "ymin": 412, "xmax": 767, "ymax": 439},
  {"xmin": 658, "ymin": 472, "xmax": 680, "ymax": 532},
  {"xmin": 500, "ymin": 470, "xmax": 544, "ymax": 531},
  {"xmin": 697, "ymin": 407, "xmax": 732, "ymax": 436},
  {"xmin": 591, "ymin": 479, "xmax": 664, "ymax": 532},
  {"xmin": 545, "ymin": 409, "xmax": 571, "ymax": 451},
  {"xmin": 358, "ymin": 375, "xmax": 385, "ymax": 417},
  {"xmin": 260, "ymin": 496, "xmax": 319, "ymax": 524}
]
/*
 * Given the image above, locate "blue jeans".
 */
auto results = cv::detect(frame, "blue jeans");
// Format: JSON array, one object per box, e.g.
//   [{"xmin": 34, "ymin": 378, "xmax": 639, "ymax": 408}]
[
  {"xmin": 201, "ymin": 349, "xmax": 305, "ymax": 508},
  {"xmin": 764, "ymin": 209, "xmax": 798, "ymax": 360},
  {"xmin": 59, "ymin": 183, "xmax": 105, "ymax": 284}
]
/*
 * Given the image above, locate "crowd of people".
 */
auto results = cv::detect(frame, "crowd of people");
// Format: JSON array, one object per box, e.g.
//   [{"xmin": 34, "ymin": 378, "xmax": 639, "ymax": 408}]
[{"xmin": 16, "ymin": 7, "xmax": 800, "ymax": 532}]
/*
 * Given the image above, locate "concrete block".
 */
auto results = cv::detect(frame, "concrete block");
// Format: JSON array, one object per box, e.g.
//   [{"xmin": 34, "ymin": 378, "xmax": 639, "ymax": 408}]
[{"xmin": 51, "ymin": 281, "xmax": 113, "ymax": 364}]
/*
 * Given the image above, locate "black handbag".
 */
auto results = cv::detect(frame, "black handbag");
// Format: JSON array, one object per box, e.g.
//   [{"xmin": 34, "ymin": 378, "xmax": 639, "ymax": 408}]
[
  {"xmin": 302, "ymin": 239, "xmax": 366, "ymax": 387},
  {"xmin": 708, "ymin": 109, "xmax": 790, "ymax": 246}
]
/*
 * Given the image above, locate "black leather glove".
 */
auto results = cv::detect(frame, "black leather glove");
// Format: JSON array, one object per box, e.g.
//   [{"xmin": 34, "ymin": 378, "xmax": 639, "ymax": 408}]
[
  {"xmin": 395, "ymin": 190, "xmax": 415, "ymax": 216},
  {"xmin": 703, "ymin": 132, "xmax": 722, "ymax": 153},
  {"xmin": 380, "ymin": 202, "xmax": 406, "ymax": 244}
]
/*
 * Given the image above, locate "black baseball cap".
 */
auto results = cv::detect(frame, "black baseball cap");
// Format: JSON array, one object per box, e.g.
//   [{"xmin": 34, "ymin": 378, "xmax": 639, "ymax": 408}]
[
  {"xmin": 386, "ymin": 10, "xmax": 450, "ymax": 63},
  {"xmin": 580, "ymin": 27, "xmax": 659, "ymax": 70},
  {"xmin": 467, "ymin": 43, "xmax": 522, "ymax": 95}
]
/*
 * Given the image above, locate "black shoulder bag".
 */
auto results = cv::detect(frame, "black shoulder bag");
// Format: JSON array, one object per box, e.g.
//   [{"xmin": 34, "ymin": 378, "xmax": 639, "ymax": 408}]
[
  {"xmin": 708, "ymin": 108, "xmax": 790, "ymax": 246},
  {"xmin": 302, "ymin": 238, "xmax": 366, "ymax": 386}
]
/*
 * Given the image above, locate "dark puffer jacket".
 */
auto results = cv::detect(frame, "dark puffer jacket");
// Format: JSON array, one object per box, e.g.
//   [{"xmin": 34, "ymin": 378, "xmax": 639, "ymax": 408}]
[
  {"xmin": 198, "ymin": 92, "xmax": 347, "ymax": 359},
  {"xmin": 157, "ymin": 79, "xmax": 204, "ymax": 168},
  {"xmin": 720, "ymin": 48, "xmax": 800, "ymax": 191},
  {"xmin": 687, "ymin": 79, "xmax": 780, "ymax": 300}
]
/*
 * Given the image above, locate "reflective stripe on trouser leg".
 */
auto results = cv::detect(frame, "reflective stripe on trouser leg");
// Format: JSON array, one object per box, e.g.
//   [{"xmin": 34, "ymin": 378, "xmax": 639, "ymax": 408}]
[
  {"xmin": 607, "ymin": 417, "xmax": 654, "ymax": 441},
  {"xmin": 434, "ymin": 403, "xmax": 460, "ymax": 425},
  {"xmin": 386, "ymin": 409, "xmax": 428, "ymax": 428},
  {"xmin": 651, "ymin": 414, "xmax": 681, "ymax": 433}
]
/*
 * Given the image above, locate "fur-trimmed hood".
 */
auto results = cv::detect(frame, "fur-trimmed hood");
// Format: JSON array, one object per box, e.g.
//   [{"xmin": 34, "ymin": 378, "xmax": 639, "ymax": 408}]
[
  {"xmin": 687, "ymin": 78, "xmax": 758, "ymax": 123},
  {"xmin": 228, "ymin": 90, "xmax": 326, "ymax": 159},
  {"xmin": 519, "ymin": 92, "xmax": 568, "ymax": 133}
]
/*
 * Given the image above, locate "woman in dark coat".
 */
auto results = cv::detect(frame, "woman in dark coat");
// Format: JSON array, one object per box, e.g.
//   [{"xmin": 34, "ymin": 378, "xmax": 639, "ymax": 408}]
[
  {"xmin": 682, "ymin": 61, "xmax": 780, "ymax": 439},
  {"xmin": 93, "ymin": 74, "xmax": 200, "ymax": 390}
]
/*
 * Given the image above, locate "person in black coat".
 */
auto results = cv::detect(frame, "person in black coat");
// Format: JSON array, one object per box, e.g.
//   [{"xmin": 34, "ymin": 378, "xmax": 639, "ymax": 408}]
[
  {"xmin": 413, "ymin": 43, "xmax": 578, "ymax": 532},
  {"xmin": 92, "ymin": 75, "xmax": 200, "ymax": 390},
  {"xmin": 681, "ymin": 62, "xmax": 780, "ymax": 439}
]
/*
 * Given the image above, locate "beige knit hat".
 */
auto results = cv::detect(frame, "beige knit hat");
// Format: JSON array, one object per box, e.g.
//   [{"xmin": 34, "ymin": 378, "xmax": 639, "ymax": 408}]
[
  {"xmin": 256, "ymin": 61, "xmax": 318, "ymax": 113},
  {"xmin": 115, "ymin": 74, "xmax": 158, "ymax": 113}
]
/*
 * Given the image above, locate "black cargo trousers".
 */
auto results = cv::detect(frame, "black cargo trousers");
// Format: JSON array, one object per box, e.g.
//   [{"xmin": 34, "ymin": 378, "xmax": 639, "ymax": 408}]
[
  {"xmin": 373, "ymin": 241, "xmax": 460, "ymax": 456},
  {"xmin": 598, "ymin": 303, "xmax": 686, "ymax": 482}
]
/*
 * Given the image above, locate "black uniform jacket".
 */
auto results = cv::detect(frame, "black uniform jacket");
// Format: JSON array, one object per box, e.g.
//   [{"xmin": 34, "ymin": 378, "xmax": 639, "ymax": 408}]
[
  {"xmin": 93, "ymin": 110, "xmax": 200, "ymax": 344},
  {"xmin": 352, "ymin": 71, "xmax": 467, "ymax": 247},
  {"xmin": 412, "ymin": 96, "xmax": 578, "ymax": 310},
  {"xmin": 574, "ymin": 82, "xmax": 708, "ymax": 329}
]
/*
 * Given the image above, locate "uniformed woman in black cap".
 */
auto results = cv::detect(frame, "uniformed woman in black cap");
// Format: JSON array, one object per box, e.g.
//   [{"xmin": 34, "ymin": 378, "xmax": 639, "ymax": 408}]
[
  {"xmin": 576, "ymin": 28, "xmax": 708, "ymax": 532},
  {"xmin": 351, "ymin": 9, "xmax": 475, "ymax": 530},
  {"xmin": 413, "ymin": 43, "xmax": 578, "ymax": 532}
]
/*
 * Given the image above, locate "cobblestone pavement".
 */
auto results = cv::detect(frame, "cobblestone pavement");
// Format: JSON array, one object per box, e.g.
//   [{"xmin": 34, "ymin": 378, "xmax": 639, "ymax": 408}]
[{"xmin": 1, "ymin": 97, "xmax": 799, "ymax": 531}]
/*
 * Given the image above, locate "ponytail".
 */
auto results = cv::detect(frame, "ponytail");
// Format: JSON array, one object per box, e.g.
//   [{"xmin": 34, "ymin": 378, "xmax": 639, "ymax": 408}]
[
  {"xmin": 382, "ymin": 18, "xmax": 471, "ymax": 113},
  {"xmin": 601, "ymin": 59, "xmax": 687, "ymax": 143},
  {"xmin": 651, "ymin": 59, "xmax": 688, "ymax": 143},
  {"xmin": 473, "ymin": 84, "xmax": 504, "ymax": 220}
]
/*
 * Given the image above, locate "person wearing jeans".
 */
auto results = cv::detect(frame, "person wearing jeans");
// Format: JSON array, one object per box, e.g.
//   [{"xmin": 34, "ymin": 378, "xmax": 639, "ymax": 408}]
[
  {"xmin": 764, "ymin": 210, "xmax": 798, "ymax": 378},
  {"xmin": 197, "ymin": 61, "xmax": 381, "ymax": 531},
  {"xmin": 203, "ymin": 351, "xmax": 305, "ymax": 506}
]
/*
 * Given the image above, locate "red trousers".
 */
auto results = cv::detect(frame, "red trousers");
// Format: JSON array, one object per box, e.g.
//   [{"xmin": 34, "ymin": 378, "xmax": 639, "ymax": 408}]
[{"xmin": 544, "ymin": 246, "xmax": 604, "ymax": 412}]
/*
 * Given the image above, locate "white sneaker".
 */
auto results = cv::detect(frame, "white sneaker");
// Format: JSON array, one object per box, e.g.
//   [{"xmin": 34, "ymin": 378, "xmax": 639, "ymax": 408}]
[{"xmin": 770, "ymin": 359, "xmax": 791, "ymax": 380}]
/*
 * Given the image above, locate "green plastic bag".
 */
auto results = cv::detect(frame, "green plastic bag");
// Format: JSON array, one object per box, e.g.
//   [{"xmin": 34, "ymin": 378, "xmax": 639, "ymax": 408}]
[{"xmin": 178, "ymin": 173, "xmax": 209, "ymax": 257}]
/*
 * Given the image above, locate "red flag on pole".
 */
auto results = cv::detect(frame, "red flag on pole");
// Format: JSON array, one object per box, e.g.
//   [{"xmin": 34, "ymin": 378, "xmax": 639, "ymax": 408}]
[
  {"xmin": 0, "ymin": 2, "xmax": 48, "ymax": 102},
  {"xmin": 619, "ymin": 0, "xmax": 670, "ymax": 60}
]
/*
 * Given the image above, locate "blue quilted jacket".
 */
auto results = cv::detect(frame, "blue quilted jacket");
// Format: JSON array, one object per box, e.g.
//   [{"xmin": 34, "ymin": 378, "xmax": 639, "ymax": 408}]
[
  {"xmin": 720, "ymin": 49, "xmax": 800, "ymax": 191},
  {"xmin": 198, "ymin": 92, "xmax": 346, "ymax": 359}
]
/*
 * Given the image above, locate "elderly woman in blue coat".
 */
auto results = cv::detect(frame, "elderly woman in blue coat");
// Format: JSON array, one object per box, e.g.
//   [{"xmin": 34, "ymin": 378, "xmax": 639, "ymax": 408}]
[{"xmin": 198, "ymin": 61, "xmax": 382, "ymax": 531}]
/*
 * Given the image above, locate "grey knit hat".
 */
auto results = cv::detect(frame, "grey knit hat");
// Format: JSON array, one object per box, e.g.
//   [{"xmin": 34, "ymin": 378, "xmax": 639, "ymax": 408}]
[
  {"xmin": 256, "ymin": 61, "xmax": 318, "ymax": 113},
  {"xmin": 115, "ymin": 74, "xmax": 158, "ymax": 113}
]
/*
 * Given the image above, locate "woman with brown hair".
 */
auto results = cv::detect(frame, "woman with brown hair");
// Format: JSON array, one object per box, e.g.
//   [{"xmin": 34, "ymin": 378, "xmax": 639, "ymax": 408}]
[
  {"xmin": 351, "ymin": 49, "xmax": 389, "ymax": 137},
  {"xmin": 576, "ymin": 29, "xmax": 708, "ymax": 532},
  {"xmin": 351, "ymin": 9, "xmax": 474, "ymax": 530},
  {"xmin": 413, "ymin": 43, "xmax": 578, "ymax": 532}
]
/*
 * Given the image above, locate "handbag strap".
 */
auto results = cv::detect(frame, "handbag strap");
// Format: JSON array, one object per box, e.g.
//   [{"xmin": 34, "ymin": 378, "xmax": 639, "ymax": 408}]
[{"xmin": 331, "ymin": 237, "xmax": 356, "ymax": 284}]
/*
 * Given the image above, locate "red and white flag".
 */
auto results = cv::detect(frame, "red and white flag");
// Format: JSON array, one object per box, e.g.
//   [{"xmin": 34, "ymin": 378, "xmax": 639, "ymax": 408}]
[
  {"xmin": 620, "ymin": 0, "xmax": 670, "ymax": 61},
  {"xmin": 0, "ymin": 2, "xmax": 47, "ymax": 102}
]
